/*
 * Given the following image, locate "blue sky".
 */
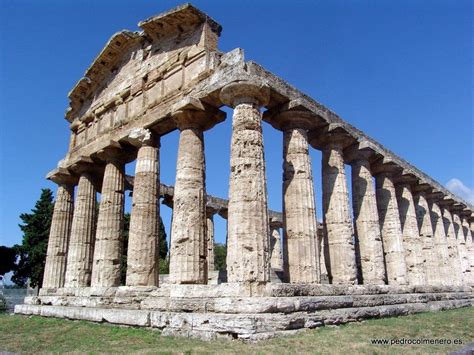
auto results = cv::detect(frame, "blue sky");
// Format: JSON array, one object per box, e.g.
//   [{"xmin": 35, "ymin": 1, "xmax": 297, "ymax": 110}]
[{"xmin": 0, "ymin": 0, "xmax": 472, "ymax": 252}]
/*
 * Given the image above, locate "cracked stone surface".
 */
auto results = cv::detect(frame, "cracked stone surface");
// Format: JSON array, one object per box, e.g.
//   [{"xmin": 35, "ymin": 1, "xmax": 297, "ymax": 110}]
[
  {"xmin": 461, "ymin": 217, "xmax": 474, "ymax": 285},
  {"xmin": 221, "ymin": 82, "xmax": 271, "ymax": 284},
  {"xmin": 351, "ymin": 158, "xmax": 386, "ymax": 285},
  {"xmin": 269, "ymin": 225, "xmax": 283, "ymax": 271},
  {"xmin": 206, "ymin": 215, "xmax": 215, "ymax": 273},
  {"xmin": 91, "ymin": 159, "xmax": 125, "ymax": 287},
  {"xmin": 396, "ymin": 183, "xmax": 425, "ymax": 286},
  {"xmin": 126, "ymin": 132, "xmax": 159, "ymax": 286},
  {"xmin": 322, "ymin": 141, "xmax": 357, "ymax": 285},
  {"xmin": 169, "ymin": 112, "xmax": 207, "ymax": 284},
  {"xmin": 64, "ymin": 173, "xmax": 97, "ymax": 288},
  {"xmin": 442, "ymin": 208, "xmax": 463, "ymax": 285},
  {"xmin": 43, "ymin": 184, "xmax": 74, "ymax": 288},
  {"xmin": 429, "ymin": 200, "xmax": 451, "ymax": 286},
  {"xmin": 375, "ymin": 172, "xmax": 407, "ymax": 285},
  {"xmin": 414, "ymin": 192, "xmax": 439, "ymax": 285},
  {"xmin": 282, "ymin": 127, "xmax": 319, "ymax": 283}
]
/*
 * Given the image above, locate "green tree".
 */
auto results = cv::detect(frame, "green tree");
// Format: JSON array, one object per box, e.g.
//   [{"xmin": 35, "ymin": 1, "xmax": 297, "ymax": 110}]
[
  {"xmin": 12, "ymin": 189, "xmax": 54, "ymax": 287},
  {"xmin": 0, "ymin": 245, "xmax": 17, "ymax": 276},
  {"xmin": 214, "ymin": 243, "xmax": 227, "ymax": 271}
]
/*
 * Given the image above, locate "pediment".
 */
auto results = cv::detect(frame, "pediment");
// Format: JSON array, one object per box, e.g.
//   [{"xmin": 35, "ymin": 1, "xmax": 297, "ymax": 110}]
[{"xmin": 66, "ymin": 3, "xmax": 221, "ymax": 123}]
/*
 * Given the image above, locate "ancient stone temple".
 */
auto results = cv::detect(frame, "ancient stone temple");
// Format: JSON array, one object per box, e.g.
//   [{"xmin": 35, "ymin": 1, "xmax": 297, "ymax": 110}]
[{"xmin": 16, "ymin": 4, "xmax": 474, "ymax": 340}]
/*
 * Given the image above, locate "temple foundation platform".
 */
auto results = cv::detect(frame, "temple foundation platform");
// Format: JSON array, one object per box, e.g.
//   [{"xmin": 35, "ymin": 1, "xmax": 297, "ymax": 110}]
[{"xmin": 15, "ymin": 284, "xmax": 473, "ymax": 341}]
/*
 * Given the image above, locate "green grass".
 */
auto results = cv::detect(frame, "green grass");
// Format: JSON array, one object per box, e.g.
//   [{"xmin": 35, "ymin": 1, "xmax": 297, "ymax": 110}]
[{"xmin": 0, "ymin": 307, "xmax": 472, "ymax": 354}]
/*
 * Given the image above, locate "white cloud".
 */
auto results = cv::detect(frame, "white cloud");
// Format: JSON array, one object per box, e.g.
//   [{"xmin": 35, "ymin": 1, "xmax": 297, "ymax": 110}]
[{"xmin": 446, "ymin": 178, "xmax": 474, "ymax": 205}]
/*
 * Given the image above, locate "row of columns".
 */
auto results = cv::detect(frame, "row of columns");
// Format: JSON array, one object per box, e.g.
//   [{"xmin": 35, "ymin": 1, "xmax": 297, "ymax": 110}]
[{"xmin": 43, "ymin": 81, "xmax": 474, "ymax": 289}]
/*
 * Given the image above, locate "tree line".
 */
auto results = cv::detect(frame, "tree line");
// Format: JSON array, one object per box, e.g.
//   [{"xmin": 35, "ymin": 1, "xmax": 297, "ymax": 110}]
[{"xmin": 0, "ymin": 189, "xmax": 227, "ymax": 288}]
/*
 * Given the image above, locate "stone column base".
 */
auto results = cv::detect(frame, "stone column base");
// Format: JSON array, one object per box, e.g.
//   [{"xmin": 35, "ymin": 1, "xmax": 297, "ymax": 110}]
[{"xmin": 15, "ymin": 284, "xmax": 473, "ymax": 341}]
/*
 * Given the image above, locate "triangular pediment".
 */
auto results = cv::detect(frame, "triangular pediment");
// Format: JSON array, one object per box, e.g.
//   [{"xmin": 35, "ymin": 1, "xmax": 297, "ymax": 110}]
[{"xmin": 66, "ymin": 3, "xmax": 221, "ymax": 122}]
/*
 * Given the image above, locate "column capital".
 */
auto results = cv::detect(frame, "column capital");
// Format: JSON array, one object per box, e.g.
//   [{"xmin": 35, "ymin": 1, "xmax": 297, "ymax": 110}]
[
  {"xmin": 47, "ymin": 167, "xmax": 78, "ymax": 186},
  {"xmin": 171, "ymin": 97, "xmax": 225, "ymax": 131},
  {"xmin": 344, "ymin": 145, "xmax": 374, "ymax": 165},
  {"xmin": 425, "ymin": 191, "xmax": 444, "ymax": 203},
  {"xmin": 220, "ymin": 81, "xmax": 270, "ymax": 108},
  {"xmin": 264, "ymin": 100, "xmax": 325, "ymax": 131},
  {"xmin": 308, "ymin": 123, "xmax": 355, "ymax": 150},
  {"xmin": 125, "ymin": 128, "xmax": 160, "ymax": 148},
  {"xmin": 371, "ymin": 161, "xmax": 402, "ymax": 177},
  {"xmin": 437, "ymin": 197, "xmax": 455, "ymax": 208},
  {"xmin": 451, "ymin": 203, "xmax": 466, "ymax": 214},
  {"xmin": 94, "ymin": 141, "xmax": 135, "ymax": 164},
  {"xmin": 393, "ymin": 173, "xmax": 418, "ymax": 187},
  {"xmin": 412, "ymin": 183, "xmax": 433, "ymax": 195}
]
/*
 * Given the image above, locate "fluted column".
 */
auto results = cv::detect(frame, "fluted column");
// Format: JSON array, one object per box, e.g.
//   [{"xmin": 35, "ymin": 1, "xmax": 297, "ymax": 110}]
[
  {"xmin": 414, "ymin": 190, "xmax": 439, "ymax": 285},
  {"xmin": 206, "ymin": 212, "xmax": 215, "ymax": 273},
  {"xmin": 169, "ymin": 107, "xmax": 208, "ymax": 285},
  {"xmin": 395, "ymin": 179, "xmax": 425, "ymax": 286},
  {"xmin": 126, "ymin": 129, "xmax": 160, "ymax": 286},
  {"xmin": 64, "ymin": 170, "xmax": 97, "ymax": 288},
  {"xmin": 374, "ymin": 168, "xmax": 407, "ymax": 285},
  {"xmin": 461, "ymin": 215, "xmax": 474, "ymax": 284},
  {"xmin": 321, "ymin": 135, "xmax": 357, "ymax": 284},
  {"xmin": 91, "ymin": 149, "xmax": 125, "ymax": 287},
  {"xmin": 427, "ymin": 196, "xmax": 451, "ymax": 286},
  {"xmin": 275, "ymin": 112, "xmax": 319, "ymax": 283},
  {"xmin": 221, "ymin": 82, "xmax": 271, "ymax": 283},
  {"xmin": 441, "ymin": 205, "xmax": 463, "ymax": 285},
  {"xmin": 348, "ymin": 150, "xmax": 385, "ymax": 285},
  {"xmin": 270, "ymin": 222, "xmax": 283, "ymax": 271},
  {"xmin": 43, "ymin": 174, "xmax": 76, "ymax": 288}
]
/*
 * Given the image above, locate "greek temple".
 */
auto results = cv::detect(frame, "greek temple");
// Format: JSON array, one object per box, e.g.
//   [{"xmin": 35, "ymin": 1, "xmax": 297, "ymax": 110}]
[{"xmin": 16, "ymin": 4, "xmax": 474, "ymax": 340}]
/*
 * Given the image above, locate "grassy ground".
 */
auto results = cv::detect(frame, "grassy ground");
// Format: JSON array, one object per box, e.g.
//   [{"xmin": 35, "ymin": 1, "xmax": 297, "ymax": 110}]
[{"xmin": 0, "ymin": 307, "xmax": 472, "ymax": 354}]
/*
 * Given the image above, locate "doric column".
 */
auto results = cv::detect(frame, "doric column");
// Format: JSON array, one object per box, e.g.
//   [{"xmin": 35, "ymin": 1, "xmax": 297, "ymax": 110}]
[
  {"xmin": 394, "ymin": 176, "xmax": 425, "ymax": 286},
  {"xmin": 440, "ymin": 202, "xmax": 463, "ymax": 285},
  {"xmin": 346, "ymin": 147, "xmax": 385, "ymax": 285},
  {"xmin": 206, "ymin": 211, "xmax": 215, "ymax": 274},
  {"xmin": 373, "ymin": 165, "xmax": 407, "ymax": 285},
  {"xmin": 461, "ymin": 213, "xmax": 474, "ymax": 284},
  {"xmin": 315, "ymin": 131, "xmax": 357, "ymax": 285},
  {"xmin": 64, "ymin": 167, "xmax": 98, "ymax": 288},
  {"xmin": 91, "ymin": 148, "xmax": 126, "ymax": 287},
  {"xmin": 220, "ymin": 82, "xmax": 271, "ymax": 283},
  {"xmin": 452, "ymin": 212, "xmax": 469, "ymax": 283},
  {"xmin": 169, "ymin": 99, "xmax": 223, "ymax": 284},
  {"xmin": 270, "ymin": 109, "xmax": 319, "ymax": 283},
  {"xmin": 126, "ymin": 129, "xmax": 160, "ymax": 286},
  {"xmin": 427, "ymin": 194, "xmax": 451, "ymax": 286},
  {"xmin": 42, "ymin": 170, "xmax": 76, "ymax": 288},
  {"xmin": 269, "ymin": 220, "xmax": 283, "ymax": 271},
  {"xmin": 413, "ymin": 188, "xmax": 439, "ymax": 285}
]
